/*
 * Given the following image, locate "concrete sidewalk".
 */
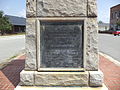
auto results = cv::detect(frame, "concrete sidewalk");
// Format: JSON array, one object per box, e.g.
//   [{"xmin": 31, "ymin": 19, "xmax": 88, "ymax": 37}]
[{"xmin": 0, "ymin": 54, "xmax": 120, "ymax": 90}]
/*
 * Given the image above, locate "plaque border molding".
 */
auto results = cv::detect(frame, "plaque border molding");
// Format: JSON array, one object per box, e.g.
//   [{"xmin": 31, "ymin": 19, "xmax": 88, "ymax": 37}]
[{"xmin": 36, "ymin": 17, "xmax": 87, "ymax": 71}]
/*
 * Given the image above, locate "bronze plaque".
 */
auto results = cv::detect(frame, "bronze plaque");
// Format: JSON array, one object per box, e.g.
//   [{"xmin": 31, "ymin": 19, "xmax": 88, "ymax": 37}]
[{"xmin": 40, "ymin": 21, "xmax": 84, "ymax": 68}]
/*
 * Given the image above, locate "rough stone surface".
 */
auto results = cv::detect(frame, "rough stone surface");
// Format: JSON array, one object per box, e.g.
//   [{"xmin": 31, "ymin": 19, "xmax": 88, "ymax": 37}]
[
  {"xmin": 85, "ymin": 18, "xmax": 99, "ymax": 71},
  {"xmin": 25, "ymin": 19, "xmax": 37, "ymax": 70},
  {"xmin": 88, "ymin": 0, "xmax": 97, "ymax": 17},
  {"xmin": 26, "ymin": 0, "xmax": 36, "ymax": 17},
  {"xmin": 20, "ymin": 70, "xmax": 34, "ymax": 86},
  {"xmin": 35, "ymin": 72, "xmax": 89, "ymax": 86},
  {"xmin": 37, "ymin": 0, "xmax": 87, "ymax": 17},
  {"xmin": 21, "ymin": 0, "xmax": 102, "ymax": 87},
  {"xmin": 89, "ymin": 71, "xmax": 103, "ymax": 86}
]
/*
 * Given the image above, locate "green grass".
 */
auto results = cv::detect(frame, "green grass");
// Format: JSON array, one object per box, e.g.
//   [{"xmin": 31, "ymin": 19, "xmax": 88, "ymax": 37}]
[
  {"xmin": 0, "ymin": 32, "xmax": 25, "ymax": 36},
  {"xmin": 0, "ymin": 49, "xmax": 25, "ymax": 70},
  {"xmin": 0, "ymin": 55, "xmax": 18, "ymax": 70}
]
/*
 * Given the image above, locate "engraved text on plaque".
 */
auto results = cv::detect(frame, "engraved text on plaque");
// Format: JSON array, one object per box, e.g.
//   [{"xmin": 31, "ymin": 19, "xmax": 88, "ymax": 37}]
[{"xmin": 40, "ymin": 21, "xmax": 84, "ymax": 68}]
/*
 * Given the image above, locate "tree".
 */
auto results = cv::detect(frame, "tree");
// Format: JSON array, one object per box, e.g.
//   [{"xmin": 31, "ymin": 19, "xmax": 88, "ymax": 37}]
[
  {"xmin": 116, "ymin": 21, "xmax": 120, "ymax": 30},
  {"xmin": 116, "ymin": 21, "xmax": 120, "ymax": 26},
  {"xmin": 0, "ymin": 11, "xmax": 12, "ymax": 35},
  {"xmin": 98, "ymin": 21, "xmax": 103, "ymax": 24}
]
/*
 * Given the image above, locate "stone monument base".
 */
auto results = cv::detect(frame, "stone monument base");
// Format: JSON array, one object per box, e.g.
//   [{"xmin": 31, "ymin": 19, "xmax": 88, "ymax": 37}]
[
  {"xmin": 19, "ymin": 70, "xmax": 104, "ymax": 87},
  {"xmin": 15, "ymin": 84, "xmax": 108, "ymax": 90}
]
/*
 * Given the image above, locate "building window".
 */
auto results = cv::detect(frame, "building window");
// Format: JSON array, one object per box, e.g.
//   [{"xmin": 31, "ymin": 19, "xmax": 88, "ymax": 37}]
[
  {"xmin": 111, "ymin": 13, "xmax": 114, "ymax": 19},
  {"xmin": 119, "ymin": 11, "xmax": 120, "ymax": 18},
  {"xmin": 115, "ymin": 12, "xmax": 118, "ymax": 19}
]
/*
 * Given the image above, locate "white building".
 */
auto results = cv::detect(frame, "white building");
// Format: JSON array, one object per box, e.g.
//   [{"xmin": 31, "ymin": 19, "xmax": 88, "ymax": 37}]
[{"xmin": 98, "ymin": 23, "xmax": 109, "ymax": 31}]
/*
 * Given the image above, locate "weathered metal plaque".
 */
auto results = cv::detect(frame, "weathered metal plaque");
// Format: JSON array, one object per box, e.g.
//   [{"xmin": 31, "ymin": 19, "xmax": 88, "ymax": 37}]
[{"xmin": 40, "ymin": 21, "xmax": 84, "ymax": 68}]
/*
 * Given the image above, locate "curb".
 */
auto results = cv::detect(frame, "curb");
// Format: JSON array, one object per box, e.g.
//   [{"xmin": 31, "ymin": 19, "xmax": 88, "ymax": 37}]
[
  {"xmin": 99, "ymin": 52, "xmax": 120, "ymax": 67},
  {"xmin": 0, "ymin": 49, "xmax": 25, "ymax": 69},
  {"xmin": 1, "ymin": 51, "xmax": 119, "ymax": 69}
]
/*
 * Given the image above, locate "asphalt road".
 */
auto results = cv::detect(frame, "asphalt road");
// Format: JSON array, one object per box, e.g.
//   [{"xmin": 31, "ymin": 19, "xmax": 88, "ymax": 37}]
[
  {"xmin": 99, "ymin": 34, "xmax": 120, "ymax": 62},
  {"xmin": 0, "ymin": 35, "xmax": 25, "ymax": 63}
]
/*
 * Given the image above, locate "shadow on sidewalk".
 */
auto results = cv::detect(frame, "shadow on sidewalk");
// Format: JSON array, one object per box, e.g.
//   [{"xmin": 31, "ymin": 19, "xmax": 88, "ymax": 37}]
[{"xmin": 1, "ymin": 56, "xmax": 25, "ymax": 87}]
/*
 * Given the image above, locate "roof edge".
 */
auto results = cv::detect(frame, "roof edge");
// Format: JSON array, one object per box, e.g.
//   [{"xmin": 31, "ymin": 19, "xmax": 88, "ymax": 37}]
[{"xmin": 110, "ymin": 4, "xmax": 120, "ymax": 9}]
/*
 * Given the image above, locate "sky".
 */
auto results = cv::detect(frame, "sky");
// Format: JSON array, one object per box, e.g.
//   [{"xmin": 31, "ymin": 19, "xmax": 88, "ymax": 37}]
[
  {"xmin": 0, "ymin": 0, "xmax": 120, "ymax": 23},
  {"xmin": 97, "ymin": 0, "xmax": 120, "ymax": 23},
  {"xmin": 0, "ymin": 0, "xmax": 26, "ymax": 17}
]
